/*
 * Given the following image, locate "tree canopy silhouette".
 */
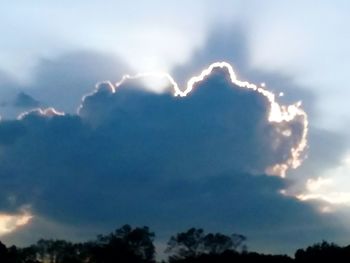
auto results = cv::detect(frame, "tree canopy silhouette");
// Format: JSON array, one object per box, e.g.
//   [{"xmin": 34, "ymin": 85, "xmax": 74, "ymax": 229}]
[
  {"xmin": 1, "ymin": 225, "xmax": 350, "ymax": 263},
  {"xmin": 166, "ymin": 228, "xmax": 246, "ymax": 262},
  {"xmin": 88, "ymin": 224, "xmax": 155, "ymax": 263},
  {"xmin": 295, "ymin": 241, "xmax": 350, "ymax": 263}
]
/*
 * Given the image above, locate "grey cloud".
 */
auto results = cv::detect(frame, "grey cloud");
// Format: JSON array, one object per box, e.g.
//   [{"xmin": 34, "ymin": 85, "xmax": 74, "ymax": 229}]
[
  {"xmin": 13, "ymin": 92, "xmax": 40, "ymax": 108},
  {"xmin": 0, "ymin": 65, "xmax": 343, "ymax": 254},
  {"xmin": 0, "ymin": 24, "xmax": 346, "ymax": 254},
  {"xmin": 0, "ymin": 71, "xmax": 22, "ymax": 115},
  {"xmin": 172, "ymin": 25, "xmax": 316, "ymax": 116},
  {"xmin": 30, "ymin": 51, "xmax": 130, "ymax": 113},
  {"xmin": 0, "ymin": 50, "xmax": 130, "ymax": 119},
  {"xmin": 172, "ymin": 24, "xmax": 349, "ymax": 184},
  {"xmin": 288, "ymin": 128, "xmax": 349, "ymax": 192}
]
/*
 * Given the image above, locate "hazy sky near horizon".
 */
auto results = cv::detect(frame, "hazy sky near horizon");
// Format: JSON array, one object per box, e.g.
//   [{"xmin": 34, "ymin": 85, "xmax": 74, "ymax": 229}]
[{"xmin": 1, "ymin": 0, "xmax": 350, "ymax": 255}]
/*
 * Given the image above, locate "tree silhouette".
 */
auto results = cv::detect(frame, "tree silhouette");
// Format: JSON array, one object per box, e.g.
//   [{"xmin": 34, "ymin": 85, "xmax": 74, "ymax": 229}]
[
  {"xmin": 203, "ymin": 233, "xmax": 246, "ymax": 254},
  {"xmin": 32, "ymin": 239, "xmax": 83, "ymax": 263},
  {"xmin": 2, "ymin": 225, "xmax": 350, "ymax": 263},
  {"xmin": 89, "ymin": 224, "xmax": 155, "ymax": 263},
  {"xmin": 166, "ymin": 228, "xmax": 246, "ymax": 261},
  {"xmin": 0, "ymin": 241, "xmax": 8, "ymax": 262},
  {"xmin": 295, "ymin": 241, "xmax": 350, "ymax": 263},
  {"xmin": 166, "ymin": 228, "xmax": 205, "ymax": 259}
]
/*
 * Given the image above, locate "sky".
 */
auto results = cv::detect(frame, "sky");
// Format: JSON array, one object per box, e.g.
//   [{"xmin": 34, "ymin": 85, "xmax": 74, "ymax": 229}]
[{"xmin": 1, "ymin": 0, "xmax": 350, "ymax": 256}]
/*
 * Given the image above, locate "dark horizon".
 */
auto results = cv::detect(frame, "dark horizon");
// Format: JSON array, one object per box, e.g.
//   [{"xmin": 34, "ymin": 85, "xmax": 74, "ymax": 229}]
[{"xmin": 0, "ymin": 224, "xmax": 349, "ymax": 263}]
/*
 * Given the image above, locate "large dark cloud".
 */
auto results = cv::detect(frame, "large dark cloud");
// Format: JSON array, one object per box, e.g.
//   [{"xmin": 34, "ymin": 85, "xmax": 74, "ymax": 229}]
[
  {"xmin": 172, "ymin": 25, "xmax": 349, "ymax": 192},
  {"xmin": 0, "ymin": 65, "xmax": 345, "ymax": 254},
  {"xmin": 0, "ymin": 24, "xmax": 348, "ymax": 254}
]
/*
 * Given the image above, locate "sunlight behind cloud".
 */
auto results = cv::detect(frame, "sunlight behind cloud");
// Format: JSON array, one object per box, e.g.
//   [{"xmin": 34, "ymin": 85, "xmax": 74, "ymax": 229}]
[
  {"xmin": 113, "ymin": 27, "xmax": 203, "ymax": 75},
  {"xmin": 78, "ymin": 61, "xmax": 309, "ymax": 177},
  {"xmin": 297, "ymin": 154, "xmax": 350, "ymax": 208},
  {"xmin": 0, "ymin": 212, "xmax": 32, "ymax": 236}
]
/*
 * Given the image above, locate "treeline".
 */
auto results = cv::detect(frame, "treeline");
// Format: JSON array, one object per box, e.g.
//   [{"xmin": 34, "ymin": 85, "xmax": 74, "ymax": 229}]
[{"xmin": 0, "ymin": 225, "xmax": 349, "ymax": 263}]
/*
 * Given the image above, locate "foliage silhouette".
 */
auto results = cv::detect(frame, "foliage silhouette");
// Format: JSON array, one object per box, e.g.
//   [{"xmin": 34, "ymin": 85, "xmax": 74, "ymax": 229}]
[
  {"xmin": 295, "ymin": 241, "xmax": 350, "ymax": 263},
  {"xmin": 0, "ymin": 226, "xmax": 350, "ymax": 262},
  {"xmin": 89, "ymin": 224, "xmax": 155, "ymax": 263},
  {"xmin": 166, "ymin": 228, "xmax": 246, "ymax": 261}
]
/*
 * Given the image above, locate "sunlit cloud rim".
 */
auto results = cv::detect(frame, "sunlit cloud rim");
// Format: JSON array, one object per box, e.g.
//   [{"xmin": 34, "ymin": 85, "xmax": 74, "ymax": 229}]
[
  {"xmin": 17, "ymin": 107, "xmax": 65, "ymax": 120},
  {"xmin": 17, "ymin": 62, "xmax": 308, "ymax": 178},
  {"xmin": 78, "ymin": 62, "xmax": 308, "ymax": 177}
]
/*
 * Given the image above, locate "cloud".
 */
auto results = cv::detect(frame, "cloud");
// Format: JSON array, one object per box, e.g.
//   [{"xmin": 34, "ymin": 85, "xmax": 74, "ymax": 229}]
[
  {"xmin": 0, "ymin": 212, "xmax": 32, "ymax": 236},
  {"xmin": 0, "ymin": 62, "xmax": 345, "ymax": 254},
  {"xmin": 171, "ymin": 25, "xmax": 316, "ymax": 115},
  {"xmin": 13, "ymin": 92, "xmax": 40, "ymax": 109},
  {"xmin": 0, "ymin": 51, "xmax": 130, "ymax": 119},
  {"xmin": 0, "ymin": 71, "xmax": 22, "ymax": 117},
  {"xmin": 80, "ymin": 62, "xmax": 308, "ymax": 177},
  {"xmin": 171, "ymin": 25, "xmax": 350, "ymax": 211}
]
